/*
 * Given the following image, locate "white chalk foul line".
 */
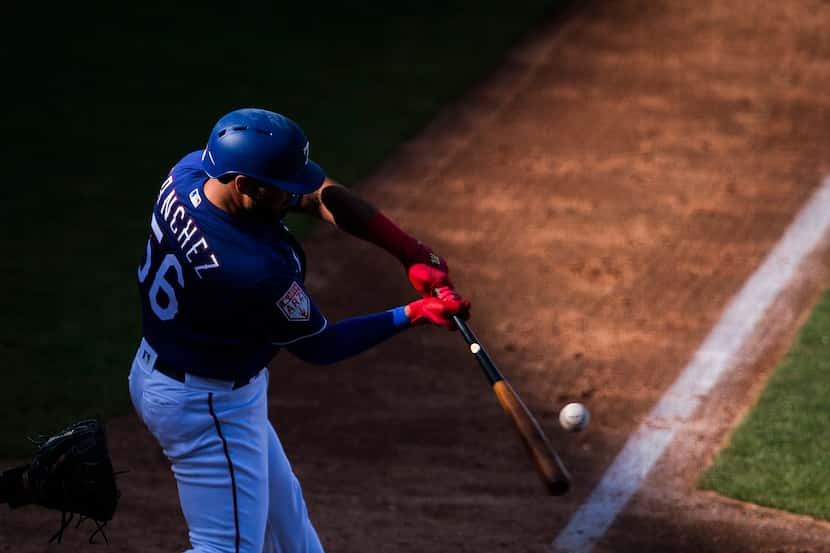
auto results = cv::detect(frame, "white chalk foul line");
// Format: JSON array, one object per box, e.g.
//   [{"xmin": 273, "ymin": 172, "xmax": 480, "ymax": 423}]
[{"xmin": 552, "ymin": 177, "xmax": 830, "ymax": 553}]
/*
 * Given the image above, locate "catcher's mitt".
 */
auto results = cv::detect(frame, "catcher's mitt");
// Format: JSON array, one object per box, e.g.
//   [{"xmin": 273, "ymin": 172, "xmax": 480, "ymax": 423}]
[{"xmin": 27, "ymin": 418, "xmax": 120, "ymax": 543}]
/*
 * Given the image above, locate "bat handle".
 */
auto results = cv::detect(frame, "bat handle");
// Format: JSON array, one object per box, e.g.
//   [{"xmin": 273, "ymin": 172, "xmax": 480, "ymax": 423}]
[
  {"xmin": 430, "ymin": 289, "xmax": 501, "ymax": 382},
  {"xmin": 451, "ymin": 315, "xmax": 503, "ymax": 385}
]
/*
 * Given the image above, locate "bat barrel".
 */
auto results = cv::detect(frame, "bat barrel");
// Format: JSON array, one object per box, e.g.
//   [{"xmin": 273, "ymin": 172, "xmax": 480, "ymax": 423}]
[
  {"xmin": 450, "ymin": 313, "xmax": 571, "ymax": 496},
  {"xmin": 492, "ymin": 379, "xmax": 572, "ymax": 496}
]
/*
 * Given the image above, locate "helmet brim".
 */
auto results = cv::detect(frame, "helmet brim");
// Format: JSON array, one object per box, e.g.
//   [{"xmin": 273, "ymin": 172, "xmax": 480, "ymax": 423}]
[{"xmin": 261, "ymin": 160, "xmax": 325, "ymax": 194}]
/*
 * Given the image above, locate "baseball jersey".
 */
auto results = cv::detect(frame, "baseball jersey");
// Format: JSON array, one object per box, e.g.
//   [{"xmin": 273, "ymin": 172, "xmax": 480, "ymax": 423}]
[{"xmin": 137, "ymin": 151, "xmax": 327, "ymax": 381}]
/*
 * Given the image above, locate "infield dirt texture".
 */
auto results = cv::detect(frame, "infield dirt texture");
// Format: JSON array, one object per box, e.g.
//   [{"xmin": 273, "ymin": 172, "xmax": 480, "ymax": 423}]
[{"xmin": 4, "ymin": 1, "xmax": 830, "ymax": 552}]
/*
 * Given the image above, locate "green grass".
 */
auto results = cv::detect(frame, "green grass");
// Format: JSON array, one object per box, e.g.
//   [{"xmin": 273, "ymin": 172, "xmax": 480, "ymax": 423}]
[
  {"xmin": 699, "ymin": 288, "xmax": 830, "ymax": 519},
  {"xmin": 0, "ymin": 2, "xmax": 562, "ymax": 455}
]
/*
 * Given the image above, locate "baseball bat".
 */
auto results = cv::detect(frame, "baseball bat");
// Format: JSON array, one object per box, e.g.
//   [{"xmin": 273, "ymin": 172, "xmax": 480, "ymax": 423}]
[{"xmin": 452, "ymin": 314, "xmax": 571, "ymax": 495}]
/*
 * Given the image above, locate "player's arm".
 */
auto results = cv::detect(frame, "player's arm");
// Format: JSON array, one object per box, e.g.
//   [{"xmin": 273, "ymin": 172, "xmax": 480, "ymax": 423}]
[
  {"xmin": 258, "ymin": 273, "xmax": 469, "ymax": 365},
  {"xmin": 259, "ymin": 275, "xmax": 469, "ymax": 362},
  {"xmin": 286, "ymin": 297, "xmax": 470, "ymax": 365},
  {"xmin": 292, "ymin": 178, "xmax": 457, "ymax": 298}
]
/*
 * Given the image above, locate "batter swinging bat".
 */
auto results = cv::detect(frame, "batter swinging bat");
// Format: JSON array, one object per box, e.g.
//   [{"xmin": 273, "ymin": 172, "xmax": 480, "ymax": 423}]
[{"xmin": 452, "ymin": 314, "xmax": 571, "ymax": 495}]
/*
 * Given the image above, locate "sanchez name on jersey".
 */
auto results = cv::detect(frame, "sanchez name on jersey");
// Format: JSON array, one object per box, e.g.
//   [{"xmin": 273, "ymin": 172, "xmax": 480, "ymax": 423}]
[{"xmin": 137, "ymin": 151, "xmax": 327, "ymax": 381}]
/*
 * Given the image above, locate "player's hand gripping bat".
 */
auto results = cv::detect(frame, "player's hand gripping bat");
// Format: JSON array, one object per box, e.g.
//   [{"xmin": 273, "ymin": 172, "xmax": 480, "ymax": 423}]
[{"xmin": 448, "ymin": 308, "xmax": 571, "ymax": 495}]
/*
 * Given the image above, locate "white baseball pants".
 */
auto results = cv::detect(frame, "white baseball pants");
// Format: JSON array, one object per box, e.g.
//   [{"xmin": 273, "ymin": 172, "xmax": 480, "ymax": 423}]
[{"xmin": 129, "ymin": 339, "xmax": 324, "ymax": 553}]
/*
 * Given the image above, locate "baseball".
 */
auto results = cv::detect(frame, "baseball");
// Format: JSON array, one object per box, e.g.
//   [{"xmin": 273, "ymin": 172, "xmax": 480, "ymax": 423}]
[
  {"xmin": 470, "ymin": 343, "xmax": 481, "ymax": 354},
  {"xmin": 559, "ymin": 402, "xmax": 590, "ymax": 432}
]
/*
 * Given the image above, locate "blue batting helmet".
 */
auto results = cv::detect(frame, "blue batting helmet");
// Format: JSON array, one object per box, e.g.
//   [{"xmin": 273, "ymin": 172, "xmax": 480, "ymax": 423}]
[{"xmin": 201, "ymin": 108, "xmax": 325, "ymax": 194}]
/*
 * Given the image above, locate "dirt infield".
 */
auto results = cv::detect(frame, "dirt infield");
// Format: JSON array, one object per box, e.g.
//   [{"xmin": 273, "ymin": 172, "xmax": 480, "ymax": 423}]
[{"xmin": 4, "ymin": 1, "xmax": 830, "ymax": 551}]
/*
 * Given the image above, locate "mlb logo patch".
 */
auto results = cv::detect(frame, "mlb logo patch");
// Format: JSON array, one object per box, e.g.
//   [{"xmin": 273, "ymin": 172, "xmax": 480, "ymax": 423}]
[
  {"xmin": 189, "ymin": 188, "xmax": 202, "ymax": 207},
  {"xmin": 277, "ymin": 281, "xmax": 310, "ymax": 321}
]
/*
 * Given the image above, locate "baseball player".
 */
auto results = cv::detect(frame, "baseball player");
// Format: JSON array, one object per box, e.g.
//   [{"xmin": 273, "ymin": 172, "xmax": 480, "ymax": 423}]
[{"xmin": 128, "ymin": 108, "xmax": 470, "ymax": 553}]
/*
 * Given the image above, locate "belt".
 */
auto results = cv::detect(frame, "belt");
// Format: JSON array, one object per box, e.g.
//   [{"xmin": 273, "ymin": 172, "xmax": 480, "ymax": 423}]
[{"xmin": 154, "ymin": 358, "xmax": 253, "ymax": 390}]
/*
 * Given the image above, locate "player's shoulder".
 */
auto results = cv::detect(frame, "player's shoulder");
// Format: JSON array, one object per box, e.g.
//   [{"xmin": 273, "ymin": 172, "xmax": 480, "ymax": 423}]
[
  {"xmin": 216, "ymin": 243, "xmax": 299, "ymax": 288},
  {"xmin": 187, "ymin": 223, "xmax": 299, "ymax": 289}
]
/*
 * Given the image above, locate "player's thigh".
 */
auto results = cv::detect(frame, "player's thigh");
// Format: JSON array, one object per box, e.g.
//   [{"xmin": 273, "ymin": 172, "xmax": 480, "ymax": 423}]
[
  {"xmin": 175, "ymin": 446, "xmax": 268, "ymax": 553},
  {"xmin": 265, "ymin": 424, "xmax": 324, "ymax": 553},
  {"xmin": 171, "ymin": 380, "xmax": 273, "ymax": 553}
]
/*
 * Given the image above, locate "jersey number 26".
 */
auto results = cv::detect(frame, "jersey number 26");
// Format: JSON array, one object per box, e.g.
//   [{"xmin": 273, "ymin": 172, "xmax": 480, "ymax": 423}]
[{"xmin": 138, "ymin": 219, "xmax": 184, "ymax": 321}]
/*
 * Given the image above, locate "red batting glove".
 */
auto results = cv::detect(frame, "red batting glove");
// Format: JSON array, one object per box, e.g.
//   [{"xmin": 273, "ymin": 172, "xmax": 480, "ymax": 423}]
[
  {"xmin": 407, "ymin": 258, "xmax": 452, "ymax": 298},
  {"xmin": 364, "ymin": 212, "xmax": 456, "ymax": 298},
  {"xmin": 406, "ymin": 294, "xmax": 471, "ymax": 330}
]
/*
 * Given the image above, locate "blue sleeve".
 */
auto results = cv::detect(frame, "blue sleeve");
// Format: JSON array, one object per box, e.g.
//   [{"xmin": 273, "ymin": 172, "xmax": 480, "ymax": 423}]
[{"xmin": 286, "ymin": 307, "xmax": 410, "ymax": 365}]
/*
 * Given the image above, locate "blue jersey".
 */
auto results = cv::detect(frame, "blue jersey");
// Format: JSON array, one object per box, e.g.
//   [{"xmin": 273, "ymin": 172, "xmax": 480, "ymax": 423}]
[{"xmin": 137, "ymin": 151, "xmax": 327, "ymax": 381}]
